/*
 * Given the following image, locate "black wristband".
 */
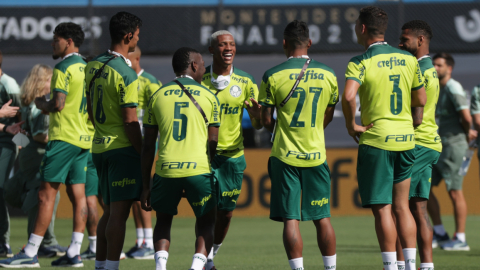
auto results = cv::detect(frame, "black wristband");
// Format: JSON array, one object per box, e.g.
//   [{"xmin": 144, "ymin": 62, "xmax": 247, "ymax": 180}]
[{"xmin": 2, "ymin": 125, "xmax": 8, "ymax": 133}]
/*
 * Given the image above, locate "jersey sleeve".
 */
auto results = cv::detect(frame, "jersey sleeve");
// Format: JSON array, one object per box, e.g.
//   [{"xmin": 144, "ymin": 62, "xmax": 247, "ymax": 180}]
[
  {"xmin": 328, "ymin": 75, "xmax": 340, "ymax": 107},
  {"xmin": 258, "ymin": 75, "xmax": 276, "ymax": 107},
  {"xmin": 51, "ymin": 68, "xmax": 68, "ymax": 95},
  {"xmin": 345, "ymin": 58, "xmax": 365, "ymax": 85},
  {"xmin": 146, "ymin": 83, "xmax": 161, "ymax": 104},
  {"xmin": 447, "ymin": 82, "xmax": 469, "ymax": 111},
  {"xmin": 244, "ymin": 80, "xmax": 260, "ymax": 109},
  {"xmin": 119, "ymin": 79, "xmax": 139, "ymax": 108},
  {"xmin": 143, "ymin": 96, "xmax": 158, "ymax": 128},
  {"xmin": 411, "ymin": 61, "xmax": 424, "ymax": 91},
  {"xmin": 470, "ymin": 85, "xmax": 480, "ymax": 115},
  {"xmin": 209, "ymin": 95, "xmax": 221, "ymax": 127}
]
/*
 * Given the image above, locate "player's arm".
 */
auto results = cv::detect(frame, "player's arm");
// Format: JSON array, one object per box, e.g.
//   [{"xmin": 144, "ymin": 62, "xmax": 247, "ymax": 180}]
[
  {"xmin": 324, "ymin": 107, "xmax": 335, "ymax": 129},
  {"xmin": 458, "ymin": 109, "xmax": 477, "ymax": 142},
  {"xmin": 208, "ymin": 126, "xmax": 219, "ymax": 162},
  {"xmin": 34, "ymin": 91, "xmax": 66, "ymax": 113},
  {"xmin": 86, "ymin": 94, "xmax": 95, "ymax": 128},
  {"xmin": 260, "ymin": 106, "xmax": 275, "ymax": 133},
  {"xmin": 0, "ymin": 121, "xmax": 24, "ymax": 135},
  {"xmin": 472, "ymin": 113, "xmax": 480, "ymax": 137},
  {"xmin": 121, "ymin": 107, "xmax": 142, "ymax": 154},
  {"xmin": 140, "ymin": 125, "xmax": 158, "ymax": 212},
  {"xmin": 246, "ymin": 98, "xmax": 263, "ymax": 130},
  {"xmin": 411, "ymin": 86, "xmax": 427, "ymax": 107},
  {"xmin": 412, "ymin": 107, "xmax": 424, "ymax": 128},
  {"xmin": 342, "ymin": 80, "xmax": 373, "ymax": 143}
]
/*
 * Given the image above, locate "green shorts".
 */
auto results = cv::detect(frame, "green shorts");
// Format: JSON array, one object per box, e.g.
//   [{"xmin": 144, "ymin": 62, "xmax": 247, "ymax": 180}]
[
  {"xmin": 432, "ymin": 135, "xmax": 468, "ymax": 191},
  {"xmin": 85, "ymin": 153, "xmax": 99, "ymax": 197},
  {"xmin": 410, "ymin": 145, "xmax": 440, "ymax": 200},
  {"xmin": 268, "ymin": 157, "xmax": 331, "ymax": 222},
  {"xmin": 212, "ymin": 154, "xmax": 246, "ymax": 211},
  {"xmin": 40, "ymin": 141, "xmax": 89, "ymax": 185},
  {"xmin": 92, "ymin": 147, "xmax": 142, "ymax": 205},
  {"xmin": 357, "ymin": 145, "xmax": 416, "ymax": 207},
  {"xmin": 151, "ymin": 173, "xmax": 216, "ymax": 218}
]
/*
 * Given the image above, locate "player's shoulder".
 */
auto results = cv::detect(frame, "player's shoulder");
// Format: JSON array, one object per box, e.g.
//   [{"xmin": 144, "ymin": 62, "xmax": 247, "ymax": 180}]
[
  {"xmin": 472, "ymin": 84, "xmax": 480, "ymax": 98},
  {"xmin": 446, "ymin": 78, "xmax": 464, "ymax": 94},
  {"xmin": 418, "ymin": 56, "xmax": 434, "ymax": 75},
  {"xmin": 55, "ymin": 55, "xmax": 86, "ymax": 73},
  {"xmin": 107, "ymin": 58, "xmax": 138, "ymax": 87},
  {"xmin": 233, "ymin": 67, "xmax": 256, "ymax": 84},
  {"xmin": 262, "ymin": 60, "xmax": 299, "ymax": 82},
  {"xmin": 141, "ymin": 71, "xmax": 159, "ymax": 84},
  {"xmin": 309, "ymin": 59, "xmax": 336, "ymax": 77},
  {"xmin": 0, "ymin": 73, "xmax": 20, "ymax": 93}
]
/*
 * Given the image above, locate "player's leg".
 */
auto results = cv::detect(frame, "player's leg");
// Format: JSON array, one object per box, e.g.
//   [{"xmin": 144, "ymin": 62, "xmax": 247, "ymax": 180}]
[
  {"xmin": 392, "ymin": 149, "xmax": 417, "ymax": 270},
  {"xmin": 302, "ymin": 162, "xmax": 336, "ymax": 269},
  {"xmin": 268, "ymin": 157, "xmax": 305, "ymax": 270},
  {"xmin": 184, "ymin": 174, "xmax": 216, "ymax": 270},
  {"xmin": 81, "ymin": 153, "xmax": 99, "ymax": 260},
  {"xmin": 104, "ymin": 146, "xmax": 143, "ymax": 269},
  {"xmin": 428, "ymin": 146, "xmax": 451, "ymax": 247},
  {"xmin": 150, "ymin": 173, "xmax": 185, "ymax": 270},
  {"xmin": 357, "ymin": 145, "xmax": 398, "ymax": 270},
  {"xmin": 129, "ymin": 202, "xmax": 154, "ymax": 259},
  {"xmin": 92, "ymin": 151, "xmax": 108, "ymax": 269},
  {"xmin": 0, "ymin": 145, "xmax": 15, "ymax": 258},
  {"xmin": 410, "ymin": 198, "xmax": 433, "ymax": 268},
  {"xmin": 208, "ymin": 154, "xmax": 246, "ymax": 269}
]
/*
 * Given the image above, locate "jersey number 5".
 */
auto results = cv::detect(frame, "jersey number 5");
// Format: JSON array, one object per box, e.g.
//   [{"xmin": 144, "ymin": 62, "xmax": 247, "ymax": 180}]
[
  {"xmin": 289, "ymin": 87, "xmax": 323, "ymax": 128},
  {"xmin": 389, "ymin": 75, "xmax": 402, "ymax": 115},
  {"xmin": 173, "ymin": 102, "xmax": 189, "ymax": 141}
]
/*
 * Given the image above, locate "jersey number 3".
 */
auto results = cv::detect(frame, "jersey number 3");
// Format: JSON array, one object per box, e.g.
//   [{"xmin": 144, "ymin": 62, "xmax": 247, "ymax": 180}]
[
  {"xmin": 173, "ymin": 102, "xmax": 189, "ymax": 141},
  {"xmin": 389, "ymin": 75, "xmax": 402, "ymax": 115},
  {"xmin": 289, "ymin": 87, "xmax": 323, "ymax": 128}
]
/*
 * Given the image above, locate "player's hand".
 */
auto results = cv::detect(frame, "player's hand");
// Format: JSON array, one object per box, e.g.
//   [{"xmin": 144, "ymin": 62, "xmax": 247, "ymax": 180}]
[
  {"xmin": 468, "ymin": 129, "xmax": 478, "ymax": 143},
  {"xmin": 347, "ymin": 123, "xmax": 373, "ymax": 144},
  {"xmin": 0, "ymin": 100, "xmax": 19, "ymax": 118},
  {"xmin": 245, "ymin": 98, "xmax": 261, "ymax": 120},
  {"xmin": 6, "ymin": 121, "xmax": 25, "ymax": 135},
  {"xmin": 140, "ymin": 189, "xmax": 152, "ymax": 212}
]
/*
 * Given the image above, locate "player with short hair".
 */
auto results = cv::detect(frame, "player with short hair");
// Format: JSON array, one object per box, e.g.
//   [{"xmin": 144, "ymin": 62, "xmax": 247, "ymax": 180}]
[
  {"xmin": 85, "ymin": 12, "xmax": 143, "ymax": 270},
  {"xmin": 125, "ymin": 46, "xmax": 162, "ymax": 259},
  {"xmin": 0, "ymin": 22, "xmax": 91, "ymax": 268},
  {"xmin": 342, "ymin": 7, "xmax": 426, "ymax": 270},
  {"xmin": 201, "ymin": 30, "xmax": 262, "ymax": 270},
  {"xmin": 428, "ymin": 52, "xmax": 475, "ymax": 251},
  {"xmin": 396, "ymin": 19, "xmax": 441, "ymax": 270},
  {"xmin": 259, "ymin": 20, "xmax": 338, "ymax": 270},
  {"xmin": 140, "ymin": 47, "xmax": 220, "ymax": 270}
]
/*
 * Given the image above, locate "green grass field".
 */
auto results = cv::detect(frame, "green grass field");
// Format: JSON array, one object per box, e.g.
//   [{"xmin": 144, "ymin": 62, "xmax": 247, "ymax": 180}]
[{"xmin": 7, "ymin": 215, "xmax": 480, "ymax": 269}]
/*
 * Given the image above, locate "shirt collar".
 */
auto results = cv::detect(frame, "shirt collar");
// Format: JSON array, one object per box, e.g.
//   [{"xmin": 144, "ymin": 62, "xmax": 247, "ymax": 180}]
[
  {"xmin": 176, "ymin": 75, "xmax": 194, "ymax": 80},
  {"xmin": 417, "ymin": 55, "xmax": 430, "ymax": 61},
  {"xmin": 63, "ymin": 52, "xmax": 81, "ymax": 60},
  {"xmin": 137, "ymin": 69, "xmax": 144, "ymax": 77},
  {"xmin": 107, "ymin": 50, "xmax": 132, "ymax": 67},
  {"xmin": 288, "ymin": 55, "xmax": 309, "ymax": 60},
  {"xmin": 367, "ymin": 41, "xmax": 387, "ymax": 50}
]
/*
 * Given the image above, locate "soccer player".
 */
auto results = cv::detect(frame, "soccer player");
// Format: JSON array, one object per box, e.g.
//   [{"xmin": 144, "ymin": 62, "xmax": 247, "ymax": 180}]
[
  {"xmin": 18, "ymin": 64, "xmax": 67, "ymax": 258},
  {"xmin": 201, "ymin": 30, "xmax": 262, "ymax": 270},
  {"xmin": 259, "ymin": 20, "xmax": 338, "ymax": 270},
  {"xmin": 85, "ymin": 12, "xmax": 143, "ymax": 270},
  {"xmin": 140, "ymin": 47, "xmax": 220, "ymax": 270},
  {"xmin": 0, "ymin": 22, "xmax": 91, "ymax": 268},
  {"xmin": 342, "ymin": 7, "xmax": 426, "ymax": 270},
  {"xmin": 396, "ymin": 20, "xmax": 441, "ymax": 270},
  {"xmin": 428, "ymin": 52, "xmax": 475, "ymax": 251},
  {"xmin": 0, "ymin": 49, "xmax": 22, "ymax": 258},
  {"xmin": 125, "ymin": 46, "xmax": 162, "ymax": 259}
]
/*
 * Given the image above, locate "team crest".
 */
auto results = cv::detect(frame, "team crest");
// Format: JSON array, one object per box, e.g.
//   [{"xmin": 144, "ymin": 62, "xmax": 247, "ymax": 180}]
[{"xmin": 230, "ymin": 85, "xmax": 242, "ymax": 98}]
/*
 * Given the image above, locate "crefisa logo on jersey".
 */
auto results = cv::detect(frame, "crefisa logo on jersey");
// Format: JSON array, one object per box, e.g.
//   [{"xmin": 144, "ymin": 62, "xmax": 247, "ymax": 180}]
[{"xmin": 230, "ymin": 85, "xmax": 242, "ymax": 98}]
